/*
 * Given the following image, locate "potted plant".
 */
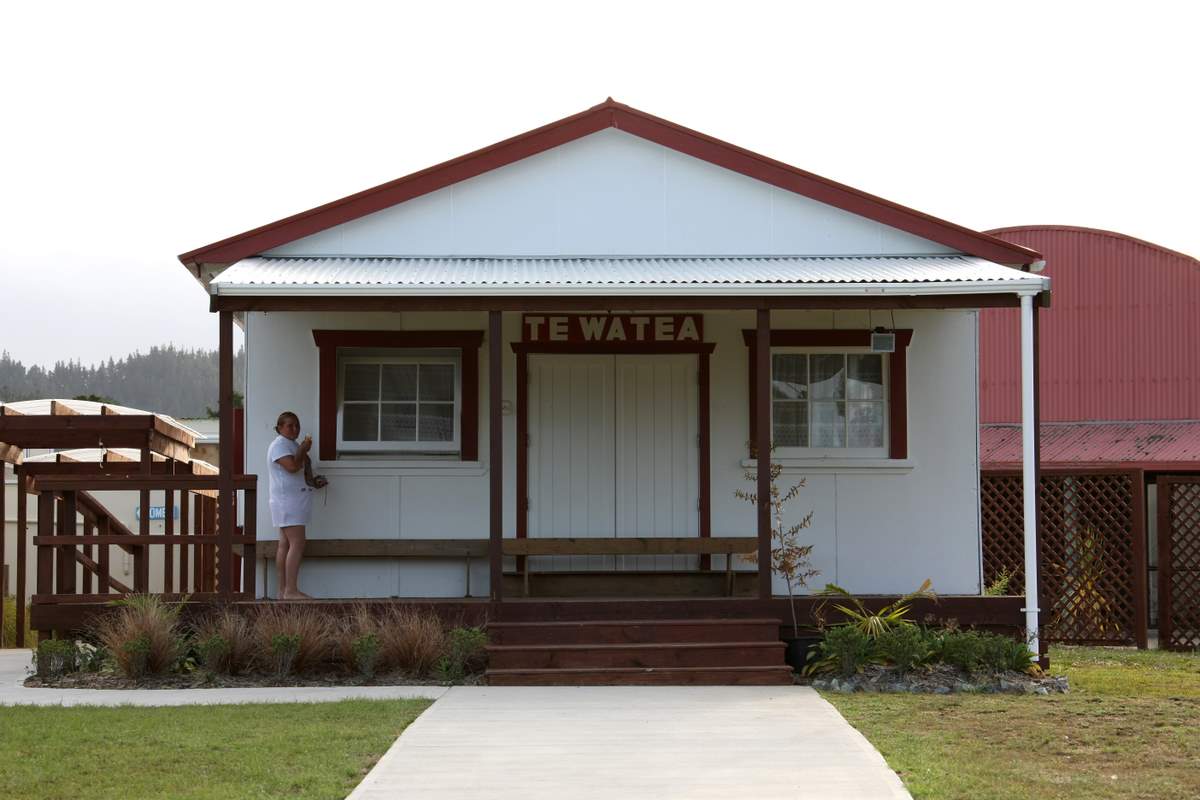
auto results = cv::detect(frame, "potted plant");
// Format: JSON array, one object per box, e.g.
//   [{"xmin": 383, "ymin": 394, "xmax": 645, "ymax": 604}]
[{"xmin": 736, "ymin": 445, "xmax": 819, "ymax": 668}]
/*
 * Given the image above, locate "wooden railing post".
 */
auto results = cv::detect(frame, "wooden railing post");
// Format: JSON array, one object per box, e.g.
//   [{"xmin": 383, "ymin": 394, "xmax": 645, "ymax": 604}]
[
  {"xmin": 81, "ymin": 517, "xmax": 94, "ymax": 594},
  {"xmin": 218, "ymin": 309, "xmax": 234, "ymax": 597},
  {"xmin": 98, "ymin": 514, "xmax": 110, "ymax": 596},
  {"xmin": 179, "ymin": 490, "xmax": 190, "ymax": 594},
  {"xmin": 16, "ymin": 465, "xmax": 28, "ymax": 646},
  {"xmin": 755, "ymin": 308, "xmax": 772, "ymax": 600},
  {"xmin": 36, "ymin": 490, "xmax": 55, "ymax": 612},
  {"xmin": 242, "ymin": 486, "xmax": 256, "ymax": 597},
  {"xmin": 164, "ymin": 485, "xmax": 175, "ymax": 594},
  {"xmin": 488, "ymin": 310, "xmax": 503, "ymax": 603}
]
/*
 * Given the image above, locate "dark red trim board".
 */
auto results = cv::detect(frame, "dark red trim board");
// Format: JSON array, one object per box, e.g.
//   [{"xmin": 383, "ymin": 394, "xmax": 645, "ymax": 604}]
[
  {"xmin": 311, "ymin": 330, "xmax": 484, "ymax": 462},
  {"xmin": 180, "ymin": 99, "xmax": 1040, "ymax": 270},
  {"xmin": 743, "ymin": 329, "xmax": 914, "ymax": 460}
]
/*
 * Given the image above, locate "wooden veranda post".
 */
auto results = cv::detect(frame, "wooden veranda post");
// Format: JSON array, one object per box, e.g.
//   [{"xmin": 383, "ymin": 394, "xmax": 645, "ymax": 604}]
[
  {"xmin": 218, "ymin": 309, "xmax": 235, "ymax": 596},
  {"xmin": 755, "ymin": 308, "xmax": 772, "ymax": 599},
  {"xmin": 16, "ymin": 465, "xmax": 27, "ymax": 646},
  {"xmin": 489, "ymin": 310, "xmax": 504, "ymax": 602}
]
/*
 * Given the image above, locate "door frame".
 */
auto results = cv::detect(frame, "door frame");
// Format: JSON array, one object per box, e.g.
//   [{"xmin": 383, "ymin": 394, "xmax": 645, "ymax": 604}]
[{"xmin": 512, "ymin": 340, "xmax": 717, "ymax": 568}]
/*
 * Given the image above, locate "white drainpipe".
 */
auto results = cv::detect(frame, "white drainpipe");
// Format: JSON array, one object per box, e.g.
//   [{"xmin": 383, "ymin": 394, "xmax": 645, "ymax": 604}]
[{"xmin": 1020, "ymin": 292, "xmax": 1040, "ymax": 656}]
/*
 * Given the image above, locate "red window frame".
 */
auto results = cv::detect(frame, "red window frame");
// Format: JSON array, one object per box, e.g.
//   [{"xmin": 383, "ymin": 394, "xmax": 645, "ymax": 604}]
[
  {"xmin": 742, "ymin": 329, "xmax": 914, "ymax": 460},
  {"xmin": 311, "ymin": 330, "xmax": 484, "ymax": 462}
]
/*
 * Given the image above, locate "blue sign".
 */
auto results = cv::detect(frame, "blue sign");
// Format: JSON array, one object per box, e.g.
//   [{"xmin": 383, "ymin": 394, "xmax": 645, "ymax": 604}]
[{"xmin": 134, "ymin": 506, "xmax": 180, "ymax": 521}]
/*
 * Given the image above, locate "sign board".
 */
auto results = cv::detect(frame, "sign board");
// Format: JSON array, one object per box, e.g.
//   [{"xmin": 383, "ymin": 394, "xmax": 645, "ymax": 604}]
[
  {"xmin": 522, "ymin": 314, "xmax": 703, "ymax": 344},
  {"xmin": 134, "ymin": 505, "xmax": 180, "ymax": 521}
]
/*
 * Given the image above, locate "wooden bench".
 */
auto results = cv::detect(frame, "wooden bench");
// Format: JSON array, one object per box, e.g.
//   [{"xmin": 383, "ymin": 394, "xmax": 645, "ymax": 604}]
[
  {"xmin": 258, "ymin": 538, "xmax": 489, "ymax": 596},
  {"xmin": 502, "ymin": 537, "xmax": 758, "ymax": 597}
]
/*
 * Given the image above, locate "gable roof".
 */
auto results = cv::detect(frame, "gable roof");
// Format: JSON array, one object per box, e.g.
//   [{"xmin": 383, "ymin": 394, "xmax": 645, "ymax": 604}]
[{"xmin": 179, "ymin": 99, "xmax": 1041, "ymax": 271}]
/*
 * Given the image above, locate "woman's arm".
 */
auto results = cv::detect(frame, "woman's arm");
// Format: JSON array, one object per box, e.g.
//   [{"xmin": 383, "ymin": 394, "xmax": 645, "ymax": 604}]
[{"xmin": 274, "ymin": 437, "xmax": 312, "ymax": 473}]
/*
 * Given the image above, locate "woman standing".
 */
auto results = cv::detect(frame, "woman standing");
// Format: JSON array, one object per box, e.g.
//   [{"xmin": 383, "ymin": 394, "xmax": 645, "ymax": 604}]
[{"xmin": 267, "ymin": 411, "xmax": 320, "ymax": 599}]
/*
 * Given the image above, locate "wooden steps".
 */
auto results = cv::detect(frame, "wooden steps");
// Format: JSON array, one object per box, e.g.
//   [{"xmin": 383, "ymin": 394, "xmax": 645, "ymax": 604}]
[{"xmin": 485, "ymin": 617, "xmax": 793, "ymax": 685}]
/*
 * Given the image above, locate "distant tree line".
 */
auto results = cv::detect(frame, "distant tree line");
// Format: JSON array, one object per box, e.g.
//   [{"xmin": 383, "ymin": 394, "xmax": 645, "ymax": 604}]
[{"xmin": 0, "ymin": 346, "xmax": 246, "ymax": 419}]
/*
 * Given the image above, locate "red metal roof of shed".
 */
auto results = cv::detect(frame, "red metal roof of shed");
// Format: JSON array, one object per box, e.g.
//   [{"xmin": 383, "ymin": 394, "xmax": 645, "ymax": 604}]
[
  {"xmin": 979, "ymin": 226, "xmax": 1200, "ymax": 425},
  {"xmin": 981, "ymin": 421, "xmax": 1200, "ymax": 470}
]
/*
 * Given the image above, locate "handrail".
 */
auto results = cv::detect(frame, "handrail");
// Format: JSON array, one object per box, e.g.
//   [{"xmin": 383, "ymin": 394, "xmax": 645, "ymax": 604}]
[{"xmin": 30, "ymin": 474, "xmax": 257, "ymax": 492}]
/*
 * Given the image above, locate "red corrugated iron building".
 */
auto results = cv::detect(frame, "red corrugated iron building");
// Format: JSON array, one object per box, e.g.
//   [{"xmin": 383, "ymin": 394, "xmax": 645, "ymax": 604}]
[{"xmin": 980, "ymin": 225, "xmax": 1200, "ymax": 470}]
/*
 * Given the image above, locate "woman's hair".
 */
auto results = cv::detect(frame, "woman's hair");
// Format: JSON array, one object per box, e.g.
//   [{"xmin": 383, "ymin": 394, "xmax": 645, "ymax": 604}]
[{"xmin": 274, "ymin": 411, "xmax": 300, "ymax": 433}]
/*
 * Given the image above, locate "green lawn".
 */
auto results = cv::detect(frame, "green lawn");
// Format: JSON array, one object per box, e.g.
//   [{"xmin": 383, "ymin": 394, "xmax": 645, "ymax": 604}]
[
  {"xmin": 824, "ymin": 645, "xmax": 1200, "ymax": 800},
  {"xmin": 0, "ymin": 698, "xmax": 431, "ymax": 800}
]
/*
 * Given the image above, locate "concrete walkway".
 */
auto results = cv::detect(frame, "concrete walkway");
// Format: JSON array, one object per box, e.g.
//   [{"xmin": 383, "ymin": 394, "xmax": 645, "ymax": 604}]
[
  {"xmin": 348, "ymin": 685, "xmax": 911, "ymax": 800},
  {"xmin": 0, "ymin": 649, "xmax": 445, "ymax": 706}
]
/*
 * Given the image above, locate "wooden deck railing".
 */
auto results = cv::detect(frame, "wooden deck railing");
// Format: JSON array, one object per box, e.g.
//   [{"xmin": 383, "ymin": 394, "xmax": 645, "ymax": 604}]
[{"xmin": 27, "ymin": 474, "xmax": 257, "ymax": 618}]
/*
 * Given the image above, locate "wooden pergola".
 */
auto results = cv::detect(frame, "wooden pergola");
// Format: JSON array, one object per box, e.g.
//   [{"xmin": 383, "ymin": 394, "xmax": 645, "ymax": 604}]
[{"xmin": 0, "ymin": 400, "xmax": 241, "ymax": 644}]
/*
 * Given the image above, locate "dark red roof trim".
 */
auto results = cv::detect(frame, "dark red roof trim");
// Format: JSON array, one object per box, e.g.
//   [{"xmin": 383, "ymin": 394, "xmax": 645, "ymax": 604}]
[{"xmin": 180, "ymin": 99, "xmax": 1042, "ymax": 269}]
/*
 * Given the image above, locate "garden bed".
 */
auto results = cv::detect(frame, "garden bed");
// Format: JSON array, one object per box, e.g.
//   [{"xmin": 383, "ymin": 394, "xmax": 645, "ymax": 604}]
[
  {"xmin": 27, "ymin": 595, "xmax": 488, "ymax": 689},
  {"xmin": 807, "ymin": 663, "xmax": 1069, "ymax": 694}
]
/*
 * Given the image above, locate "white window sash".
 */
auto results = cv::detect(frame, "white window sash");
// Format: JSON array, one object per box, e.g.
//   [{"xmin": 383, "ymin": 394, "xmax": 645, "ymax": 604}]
[
  {"xmin": 769, "ymin": 346, "xmax": 889, "ymax": 459},
  {"xmin": 337, "ymin": 354, "xmax": 461, "ymax": 453}
]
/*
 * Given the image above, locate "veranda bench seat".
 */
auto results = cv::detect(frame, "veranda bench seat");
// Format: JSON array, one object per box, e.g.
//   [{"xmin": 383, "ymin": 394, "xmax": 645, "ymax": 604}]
[{"xmin": 502, "ymin": 537, "xmax": 758, "ymax": 597}]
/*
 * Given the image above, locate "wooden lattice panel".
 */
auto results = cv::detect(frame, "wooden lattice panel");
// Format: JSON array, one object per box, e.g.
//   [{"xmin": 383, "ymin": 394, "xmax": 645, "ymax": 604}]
[
  {"xmin": 1162, "ymin": 480, "xmax": 1200, "ymax": 651},
  {"xmin": 982, "ymin": 470, "xmax": 1143, "ymax": 646}
]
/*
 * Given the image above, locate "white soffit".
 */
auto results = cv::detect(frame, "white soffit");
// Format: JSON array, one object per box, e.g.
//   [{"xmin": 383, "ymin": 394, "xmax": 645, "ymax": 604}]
[{"xmin": 211, "ymin": 256, "xmax": 1049, "ymax": 296}]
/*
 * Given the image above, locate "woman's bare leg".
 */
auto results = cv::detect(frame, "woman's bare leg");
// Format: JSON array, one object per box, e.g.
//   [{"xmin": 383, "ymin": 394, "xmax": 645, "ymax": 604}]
[
  {"xmin": 275, "ymin": 534, "xmax": 291, "ymax": 599},
  {"xmin": 282, "ymin": 525, "xmax": 311, "ymax": 599}
]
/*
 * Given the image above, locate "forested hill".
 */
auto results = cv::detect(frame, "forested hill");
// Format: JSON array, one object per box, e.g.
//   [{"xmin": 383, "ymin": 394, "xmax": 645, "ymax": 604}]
[{"xmin": 0, "ymin": 346, "xmax": 246, "ymax": 419}]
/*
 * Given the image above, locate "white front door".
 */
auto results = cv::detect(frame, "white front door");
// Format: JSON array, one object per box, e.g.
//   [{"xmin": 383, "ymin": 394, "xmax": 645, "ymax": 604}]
[{"xmin": 529, "ymin": 354, "xmax": 699, "ymax": 572}]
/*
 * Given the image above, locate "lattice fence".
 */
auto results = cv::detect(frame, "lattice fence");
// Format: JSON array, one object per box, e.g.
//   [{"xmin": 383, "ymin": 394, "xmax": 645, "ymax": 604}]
[
  {"xmin": 981, "ymin": 470, "xmax": 1146, "ymax": 646},
  {"xmin": 1160, "ymin": 478, "xmax": 1200, "ymax": 651}
]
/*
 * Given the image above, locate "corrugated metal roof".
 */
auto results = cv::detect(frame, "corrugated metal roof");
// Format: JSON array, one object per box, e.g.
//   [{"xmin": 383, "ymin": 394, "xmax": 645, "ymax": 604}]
[
  {"xmin": 0, "ymin": 398, "xmax": 200, "ymax": 438},
  {"xmin": 981, "ymin": 421, "xmax": 1200, "ymax": 467},
  {"xmin": 212, "ymin": 255, "xmax": 1047, "ymax": 296},
  {"xmin": 980, "ymin": 226, "xmax": 1200, "ymax": 424},
  {"xmin": 22, "ymin": 448, "xmax": 219, "ymax": 474}
]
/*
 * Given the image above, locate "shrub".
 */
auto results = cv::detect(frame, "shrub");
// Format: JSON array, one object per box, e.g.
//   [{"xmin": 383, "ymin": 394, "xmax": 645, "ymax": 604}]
[
  {"xmin": 35, "ymin": 639, "xmax": 79, "ymax": 679},
  {"xmin": 809, "ymin": 624, "xmax": 875, "ymax": 678},
  {"xmin": 980, "ymin": 633, "xmax": 1037, "ymax": 673},
  {"xmin": 816, "ymin": 579, "xmax": 936, "ymax": 638},
  {"xmin": 3, "ymin": 594, "xmax": 37, "ymax": 647},
  {"xmin": 379, "ymin": 606, "xmax": 447, "ymax": 677},
  {"xmin": 983, "ymin": 568, "xmax": 1013, "ymax": 596},
  {"xmin": 271, "ymin": 634, "xmax": 301, "ymax": 676},
  {"xmin": 92, "ymin": 594, "xmax": 186, "ymax": 679},
  {"xmin": 193, "ymin": 609, "xmax": 256, "ymax": 674},
  {"xmin": 351, "ymin": 634, "xmax": 382, "ymax": 679},
  {"xmin": 333, "ymin": 604, "xmax": 381, "ymax": 675},
  {"xmin": 876, "ymin": 624, "xmax": 933, "ymax": 675},
  {"xmin": 434, "ymin": 626, "xmax": 487, "ymax": 683},
  {"xmin": 252, "ymin": 605, "xmax": 332, "ymax": 675},
  {"xmin": 936, "ymin": 630, "xmax": 988, "ymax": 673}
]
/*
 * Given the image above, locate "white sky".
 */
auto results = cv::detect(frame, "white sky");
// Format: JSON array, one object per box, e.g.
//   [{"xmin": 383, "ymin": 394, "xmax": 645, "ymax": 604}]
[{"xmin": 1, "ymin": 1, "xmax": 1195, "ymax": 367}]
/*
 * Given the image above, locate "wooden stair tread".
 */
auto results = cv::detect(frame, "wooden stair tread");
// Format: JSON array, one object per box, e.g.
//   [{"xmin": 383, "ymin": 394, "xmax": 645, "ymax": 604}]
[
  {"xmin": 488, "ymin": 618, "xmax": 782, "ymax": 628},
  {"xmin": 487, "ymin": 641, "xmax": 784, "ymax": 652}
]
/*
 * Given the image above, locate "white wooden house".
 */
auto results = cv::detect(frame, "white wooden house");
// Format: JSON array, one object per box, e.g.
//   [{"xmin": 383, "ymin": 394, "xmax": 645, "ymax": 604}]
[{"xmin": 177, "ymin": 100, "xmax": 1050, "ymax": 661}]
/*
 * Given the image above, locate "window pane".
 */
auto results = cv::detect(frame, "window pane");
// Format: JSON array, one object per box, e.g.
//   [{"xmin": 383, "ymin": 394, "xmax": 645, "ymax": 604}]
[
  {"xmin": 810, "ymin": 355, "xmax": 845, "ymax": 400},
  {"xmin": 381, "ymin": 403, "xmax": 417, "ymax": 441},
  {"xmin": 772, "ymin": 401, "xmax": 807, "ymax": 447},
  {"xmin": 848, "ymin": 354, "xmax": 884, "ymax": 400},
  {"xmin": 344, "ymin": 364, "xmax": 380, "ymax": 402},
  {"xmin": 811, "ymin": 401, "xmax": 845, "ymax": 447},
  {"xmin": 420, "ymin": 363, "xmax": 456, "ymax": 402},
  {"xmin": 342, "ymin": 403, "xmax": 378, "ymax": 441},
  {"xmin": 419, "ymin": 403, "xmax": 455, "ymax": 442},
  {"xmin": 381, "ymin": 364, "xmax": 417, "ymax": 401},
  {"xmin": 848, "ymin": 402, "xmax": 884, "ymax": 448},
  {"xmin": 771, "ymin": 354, "xmax": 807, "ymax": 400}
]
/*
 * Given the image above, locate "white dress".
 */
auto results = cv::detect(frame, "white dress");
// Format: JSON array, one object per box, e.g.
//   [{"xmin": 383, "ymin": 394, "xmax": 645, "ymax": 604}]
[{"xmin": 267, "ymin": 435, "xmax": 313, "ymax": 527}]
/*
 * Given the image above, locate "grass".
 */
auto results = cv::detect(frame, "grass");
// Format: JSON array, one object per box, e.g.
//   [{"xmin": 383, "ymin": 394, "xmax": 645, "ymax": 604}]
[
  {"xmin": 824, "ymin": 645, "xmax": 1200, "ymax": 800},
  {"xmin": 0, "ymin": 698, "xmax": 431, "ymax": 800}
]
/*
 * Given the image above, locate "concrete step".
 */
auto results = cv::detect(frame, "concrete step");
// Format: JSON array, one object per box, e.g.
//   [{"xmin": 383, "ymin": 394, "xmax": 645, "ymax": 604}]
[
  {"xmin": 486, "ymin": 665, "xmax": 795, "ymax": 686},
  {"xmin": 488, "ymin": 618, "xmax": 781, "ymax": 646},
  {"xmin": 487, "ymin": 641, "xmax": 786, "ymax": 670}
]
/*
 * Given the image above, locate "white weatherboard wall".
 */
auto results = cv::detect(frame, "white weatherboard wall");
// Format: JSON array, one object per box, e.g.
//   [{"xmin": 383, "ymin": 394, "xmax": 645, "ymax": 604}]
[
  {"xmin": 264, "ymin": 129, "xmax": 957, "ymax": 258},
  {"xmin": 244, "ymin": 308, "xmax": 982, "ymax": 598}
]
